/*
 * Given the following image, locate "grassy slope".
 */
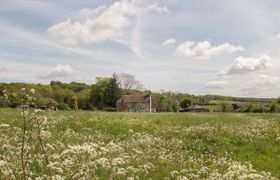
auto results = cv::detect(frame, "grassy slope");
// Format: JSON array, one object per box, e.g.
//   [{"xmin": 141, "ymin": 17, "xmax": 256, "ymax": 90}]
[{"xmin": 0, "ymin": 108, "xmax": 280, "ymax": 179}]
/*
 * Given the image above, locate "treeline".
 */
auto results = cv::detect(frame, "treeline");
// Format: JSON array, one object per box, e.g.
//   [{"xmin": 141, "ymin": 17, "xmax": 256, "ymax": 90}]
[
  {"xmin": 0, "ymin": 73, "xmax": 278, "ymax": 112},
  {"xmin": 0, "ymin": 73, "xmax": 144, "ymax": 111}
]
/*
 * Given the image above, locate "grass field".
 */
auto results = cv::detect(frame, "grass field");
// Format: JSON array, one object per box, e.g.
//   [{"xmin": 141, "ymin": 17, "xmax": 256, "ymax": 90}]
[{"xmin": 0, "ymin": 108, "xmax": 280, "ymax": 179}]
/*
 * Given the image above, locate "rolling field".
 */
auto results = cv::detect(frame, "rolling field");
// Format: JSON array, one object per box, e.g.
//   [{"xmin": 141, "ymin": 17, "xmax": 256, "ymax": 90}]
[{"xmin": 0, "ymin": 108, "xmax": 280, "ymax": 179}]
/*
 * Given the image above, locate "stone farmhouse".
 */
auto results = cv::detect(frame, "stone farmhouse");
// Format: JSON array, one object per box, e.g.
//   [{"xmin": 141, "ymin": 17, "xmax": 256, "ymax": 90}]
[{"xmin": 116, "ymin": 94, "xmax": 152, "ymax": 112}]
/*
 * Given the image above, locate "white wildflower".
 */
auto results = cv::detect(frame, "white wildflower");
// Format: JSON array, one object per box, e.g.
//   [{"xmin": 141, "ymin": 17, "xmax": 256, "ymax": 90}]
[
  {"xmin": 47, "ymin": 162, "xmax": 63, "ymax": 173},
  {"xmin": 95, "ymin": 157, "xmax": 111, "ymax": 169},
  {"xmin": 0, "ymin": 124, "xmax": 10, "ymax": 128},
  {"xmin": 34, "ymin": 109, "xmax": 43, "ymax": 113},
  {"xmin": 21, "ymin": 88, "xmax": 26, "ymax": 91},
  {"xmin": 170, "ymin": 170, "xmax": 179, "ymax": 177},
  {"xmin": 21, "ymin": 111, "xmax": 29, "ymax": 116},
  {"xmin": 112, "ymin": 157, "xmax": 126, "ymax": 166},
  {"xmin": 116, "ymin": 167, "xmax": 127, "ymax": 175},
  {"xmin": 0, "ymin": 160, "xmax": 7, "ymax": 167},
  {"xmin": 30, "ymin": 88, "xmax": 35, "ymax": 94}
]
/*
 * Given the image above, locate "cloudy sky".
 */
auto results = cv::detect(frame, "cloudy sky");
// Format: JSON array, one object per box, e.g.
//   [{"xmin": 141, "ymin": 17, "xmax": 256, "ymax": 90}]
[{"xmin": 0, "ymin": 0, "xmax": 280, "ymax": 98}]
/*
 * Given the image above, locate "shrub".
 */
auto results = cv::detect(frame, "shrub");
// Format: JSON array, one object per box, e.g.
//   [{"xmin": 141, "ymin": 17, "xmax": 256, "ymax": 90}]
[
  {"xmin": 57, "ymin": 102, "xmax": 70, "ymax": 110},
  {"xmin": 70, "ymin": 96, "xmax": 78, "ymax": 110},
  {"xmin": 180, "ymin": 98, "xmax": 192, "ymax": 109},
  {"xmin": 0, "ymin": 96, "xmax": 11, "ymax": 107},
  {"xmin": 217, "ymin": 101, "xmax": 231, "ymax": 112}
]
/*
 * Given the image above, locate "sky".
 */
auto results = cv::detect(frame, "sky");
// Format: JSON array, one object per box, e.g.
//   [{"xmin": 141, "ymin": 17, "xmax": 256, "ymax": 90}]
[{"xmin": 0, "ymin": 0, "xmax": 280, "ymax": 98}]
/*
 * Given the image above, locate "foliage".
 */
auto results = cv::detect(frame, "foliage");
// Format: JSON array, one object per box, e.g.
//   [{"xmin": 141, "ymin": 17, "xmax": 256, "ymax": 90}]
[
  {"xmin": 244, "ymin": 103, "xmax": 270, "ymax": 113},
  {"xmin": 89, "ymin": 77, "xmax": 111, "ymax": 110},
  {"xmin": 70, "ymin": 96, "xmax": 78, "ymax": 110},
  {"xmin": 180, "ymin": 98, "xmax": 192, "ymax": 109},
  {"xmin": 217, "ymin": 101, "xmax": 231, "ymax": 112},
  {"xmin": 270, "ymin": 98, "xmax": 280, "ymax": 113},
  {"xmin": 152, "ymin": 94, "xmax": 173, "ymax": 112},
  {"xmin": 104, "ymin": 74, "xmax": 121, "ymax": 108}
]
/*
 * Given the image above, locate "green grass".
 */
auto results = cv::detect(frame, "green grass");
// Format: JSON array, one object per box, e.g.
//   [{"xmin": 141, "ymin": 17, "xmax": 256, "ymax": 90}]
[{"xmin": 0, "ymin": 108, "xmax": 280, "ymax": 179}]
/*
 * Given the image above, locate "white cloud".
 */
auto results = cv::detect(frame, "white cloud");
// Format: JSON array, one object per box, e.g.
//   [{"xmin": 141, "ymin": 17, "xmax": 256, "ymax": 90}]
[
  {"xmin": 175, "ymin": 41, "xmax": 244, "ymax": 60},
  {"xmin": 78, "ymin": 6, "xmax": 107, "ymax": 17},
  {"xmin": 39, "ymin": 64, "xmax": 73, "ymax": 79},
  {"xmin": 162, "ymin": 38, "xmax": 176, "ymax": 46},
  {"xmin": 205, "ymin": 80, "xmax": 228, "ymax": 89},
  {"xmin": 148, "ymin": 3, "xmax": 169, "ymax": 14},
  {"xmin": 47, "ymin": 0, "xmax": 169, "ymax": 46},
  {"xmin": 219, "ymin": 55, "xmax": 272, "ymax": 75}
]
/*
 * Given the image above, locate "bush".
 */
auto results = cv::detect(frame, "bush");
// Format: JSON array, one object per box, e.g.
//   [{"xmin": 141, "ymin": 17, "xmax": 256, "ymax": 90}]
[
  {"xmin": 217, "ymin": 101, "xmax": 231, "ymax": 112},
  {"xmin": 180, "ymin": 98, "xmax": 192, "ymax": 109},
  {"xmin": 57, "ymin": 102, "xmax": 70, "ymax": 110},
  {"xmin": 270, "ymin": 103, "xmax": 280, "ymax": 112},
  {"xmin": 0, "ymin": 96, "xmax": 11, "ymax": 107},
  {"xmin": 104, "ymin": 107, "xmax": 116, "ymax": 112},
  {"xmin": 245, "ymin": 103, "xmax": 269, "ymax": 113}
]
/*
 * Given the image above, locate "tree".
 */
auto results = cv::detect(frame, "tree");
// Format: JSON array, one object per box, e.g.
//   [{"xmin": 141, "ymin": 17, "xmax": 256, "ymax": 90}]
[
  {"xmin": 89, "ymin": 77, "xmax": 111, "ymax": 110},
  {"xmin": 115, "ymin": 73, "xmax": 144, "ymax": 94},
  {"xmin": 70, "ymin": 96, "xmax": 78, "ymax": 110},
  {"xmin": 180, "ymin": 98, "xmax": 192, "ymax": 109},
  {"xmin": 172, "ymin": 100, "xmax": 179, "ymax": 112},
  {"xmin": 104, "ymin": 73, "xmax": 121, "ymax": 108},
  {"xmin": 270, "ymin": 97, "xmax": 280, "ymax": 112},
  {"xmin": 152, "ymin": 94, "xmax": 173, "ymax": 112},
  {"xmin": 218, "ymin": 101, "xmax": 231, "ymax": 112}
]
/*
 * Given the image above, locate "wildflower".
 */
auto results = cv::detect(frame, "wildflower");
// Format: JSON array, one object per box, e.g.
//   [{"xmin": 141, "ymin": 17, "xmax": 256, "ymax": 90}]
[
  {"xmin": 30, "ymin": 88, "xmax": 35, "ymax": 94},
  {"xmin": 47, "ymin": 162, "xmax": 63, "ymax": 173},
  {"xmin": 34, "ymin": 109, "xmax": 43, "ymax": 113},
  {"xmin": 21, "ymin": 111, "xmax": 29, "ymax": 116},
  {"xmin": 2, "ymin": 89, "xmax": 6, "ymax": 93},
  {"xmin": 21, "ymin": 88, "xmax": 26, "ymax": 91},
  {"xmin": 95, "ymin": 157, "xmax": 111, "ymax": 169},
  {"xmin": 0, "ymin": 124, "xmax": 10, "ymax": 128},
  {"xmin": 0, "ymin": 160, "xmax": 7, "ymax": 167}
]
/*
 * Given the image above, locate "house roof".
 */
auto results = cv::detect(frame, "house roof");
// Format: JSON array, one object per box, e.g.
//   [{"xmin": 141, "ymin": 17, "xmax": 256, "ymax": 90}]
[
  {"xmin": 117, "ymin": 95, "xmax": 150, "ymax": 103},
  {"xmin": 179, "ymin": 105, "xmax": 209, "ymax": 112},
  {"xmin": 188, "ymin": 105, "xmax": 205, "ymax": 109}
]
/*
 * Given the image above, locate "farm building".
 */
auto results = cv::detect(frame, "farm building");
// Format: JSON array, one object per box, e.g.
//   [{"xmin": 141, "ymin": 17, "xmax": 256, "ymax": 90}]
[
  {"xmin": 180, "ymin": 105, "xmax": 209, "ymax": 112},
  {"xmin": 116, "ymin": 94, "xmax": 152, "ymax": 112}
]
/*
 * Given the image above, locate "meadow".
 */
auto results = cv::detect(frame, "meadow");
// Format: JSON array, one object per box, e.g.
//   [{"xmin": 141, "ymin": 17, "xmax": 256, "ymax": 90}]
[{"xmin": 0, "ymin": 108, "xmax": 280, "ymax": 179}]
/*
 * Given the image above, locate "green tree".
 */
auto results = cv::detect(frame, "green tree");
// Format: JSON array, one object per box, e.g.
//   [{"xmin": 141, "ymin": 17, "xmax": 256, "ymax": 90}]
[
  {"xmin": 104, "ymin": 73, "xmax": 121, "ymax": 108},
  {"xmin": 180, "ymin": 98, "xmax": 192, "ymax": 109},
  {"xmin": 89, "ymin": 77, "xmax": 111, "ymax": 110},
  {"xmin": 218, "ymin": 101, "xmax": 231, "ymax": 112}
]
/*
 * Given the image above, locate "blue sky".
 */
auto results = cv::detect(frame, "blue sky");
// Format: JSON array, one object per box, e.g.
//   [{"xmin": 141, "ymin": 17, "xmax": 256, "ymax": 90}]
[{"xmin": 1, "ymin": 0, "xmax": 280, "ymax": 97}]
